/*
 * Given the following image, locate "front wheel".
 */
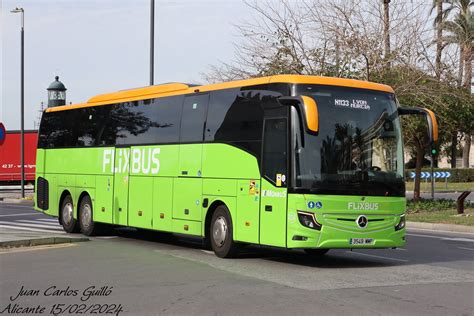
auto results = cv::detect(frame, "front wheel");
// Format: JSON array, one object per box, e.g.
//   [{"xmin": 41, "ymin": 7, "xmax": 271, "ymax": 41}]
[
  {"xmin": 61, "ymin": 195, "xmax": 80, "ymax": 233},
  {"xmin": 210, "ymin": 205, "xmax": 238, "ymax": 258},
  {"xmin": 79, "ymin": 196, "xmax": 103, "ymax": 236}
]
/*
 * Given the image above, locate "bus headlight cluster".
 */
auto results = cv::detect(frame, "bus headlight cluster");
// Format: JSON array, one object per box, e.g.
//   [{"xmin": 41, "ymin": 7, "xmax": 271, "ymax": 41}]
[
  {"xmin": 395, "ymin": 215, "xmax": 406, "ymax": 231},
  {"xmin": 297, "ymin": 211, "xmax": 322, "ymax": 230}
]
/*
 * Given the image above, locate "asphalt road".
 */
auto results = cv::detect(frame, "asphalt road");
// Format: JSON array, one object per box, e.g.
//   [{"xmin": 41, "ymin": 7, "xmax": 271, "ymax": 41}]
[{"xmin": 1, "ymin": 202, "xmax": 473, "ymax": 315}]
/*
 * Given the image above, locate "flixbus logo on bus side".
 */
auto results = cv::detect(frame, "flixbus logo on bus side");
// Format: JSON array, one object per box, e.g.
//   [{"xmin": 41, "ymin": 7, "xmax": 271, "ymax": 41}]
[{"xmin": 102, "ymin": 148, "xmax": 160, "ymax": 174}]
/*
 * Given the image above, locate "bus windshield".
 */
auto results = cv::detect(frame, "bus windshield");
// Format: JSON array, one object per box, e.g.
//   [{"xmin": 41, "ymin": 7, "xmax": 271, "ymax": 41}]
[{"xmin": 293, "ymin": 84, "xmax": 404, "ymax": 196}]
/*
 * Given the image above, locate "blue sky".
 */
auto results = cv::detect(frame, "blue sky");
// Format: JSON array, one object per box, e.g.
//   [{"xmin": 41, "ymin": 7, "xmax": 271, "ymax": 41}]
[{"xmin": 1, "ymin": 0, "xmax": 253, "ymax": 130}]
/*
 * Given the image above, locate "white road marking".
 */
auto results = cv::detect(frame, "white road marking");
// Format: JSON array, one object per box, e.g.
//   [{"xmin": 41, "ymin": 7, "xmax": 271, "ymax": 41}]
[
  {"xmin": 407, "ymin": 233, "xmax": 474, "ymax": 243},
  {"xmin": 0, "ymin": 224, "xmax": 65, "ymax": 234},
  {"xmin": 94, "ymin": 236, "xmax": 118, "ymax": 239},
  {"xmin": 17, "ymin": 219, "xmax": 58, "ymax": 225},
  {"xmin": 441, "ymin": 238, "xmax": 474, "ymax": 243},
  {"xmin": 37, "ymin": 218, "xmax": 58, "ymax": 222},
  {"xmin": 346, "ymin": 251, "xmax": 408, "ymax": 262},
  {"xmin": 406, "ymin": 233, "xmax": 444, "ymax": 239},
  {"xmin": 201, "ymin": 250, "xmax": 214, "ymax": 254},
  {"xmin": 458, "ymin": 247, "xmax": 474, "ymax": 251},
  {"xmin": 0, "ymin": 213, "xmax": 41, "ymax": 217},
  {"xmin": 408, "ymin": 228, "xmax": 474, "ymax": 236},
  {"xmin": 394, "ymin": 248, "xmax": 407, "ymax": 251},
  {"xmin": 0, "ymin": 221, "xmax": 63, "ymax": 231}
]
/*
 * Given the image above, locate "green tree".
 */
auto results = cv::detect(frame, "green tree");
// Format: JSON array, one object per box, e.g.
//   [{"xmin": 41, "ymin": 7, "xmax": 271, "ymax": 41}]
[{"xmin": 441, "ymin": 1, "xmax": 473, "ymax": 167}]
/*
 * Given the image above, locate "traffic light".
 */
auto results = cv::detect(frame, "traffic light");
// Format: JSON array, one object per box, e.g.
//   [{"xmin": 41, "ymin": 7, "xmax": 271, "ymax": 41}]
[{"xmin": 431, "ymin": 148, "xmax": 437, "ymax": 155}]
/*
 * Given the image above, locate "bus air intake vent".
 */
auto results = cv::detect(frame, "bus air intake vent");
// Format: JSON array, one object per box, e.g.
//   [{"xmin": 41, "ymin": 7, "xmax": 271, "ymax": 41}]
[{"xmin": 36, "ymin": 177, "xmax": 49, "ymax": 210}]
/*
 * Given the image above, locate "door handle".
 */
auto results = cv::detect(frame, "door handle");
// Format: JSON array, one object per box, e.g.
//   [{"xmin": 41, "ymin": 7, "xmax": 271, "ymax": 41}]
[
  {"xmin": 265, "ymin": 205, "xmax": 272, "ymax": 212},
  {"xmin": 181, "ymin": 171, "xmax": 188, "ymax": 175}
]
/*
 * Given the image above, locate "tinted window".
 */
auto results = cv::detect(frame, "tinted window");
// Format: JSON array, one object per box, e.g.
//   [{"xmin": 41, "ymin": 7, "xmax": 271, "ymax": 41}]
[
  {"xmin": 206, "ymin": 88, "xmax": 289, "ymax": 161},
  {"xmin": 179, "ymin": 94, "xmax": 209, "ymax": 142},
  {"xmin": 38, "ymin": 95, "xmax": 183, "ymax": 148},
  {"xmin": 292, "ymin": 84, "xmax": 404, "ymax": 196},
  {"xmin": 37, "ymin": 85, "xmax": 289, "ymax": 149},
  {"xmin": 116, "ymin": 95, "xmax": 183, "ymax": 145},
  {"xmin": 263, "ymin": 118, "xmax": 288, "ymax": 186},
  {"xmin": 76, "ymin": 105, "xmax": 114, "ymax": 146},
  {"xmin": 38, "ymin": 110, "xmax": 76, "ymax": 148},
  {"xmin": 38, "ymin": 106, "xmax": 109, "ymax": 148},
  {"xmin": 206, "ymin": 89, "xmax": 264, "ymax": 142}
]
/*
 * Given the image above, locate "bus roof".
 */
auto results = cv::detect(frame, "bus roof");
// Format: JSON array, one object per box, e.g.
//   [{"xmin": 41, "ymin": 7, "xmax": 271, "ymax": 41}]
[{"xmin": 46, "ymin": 75, "xmax": 395, "ymax": 113}]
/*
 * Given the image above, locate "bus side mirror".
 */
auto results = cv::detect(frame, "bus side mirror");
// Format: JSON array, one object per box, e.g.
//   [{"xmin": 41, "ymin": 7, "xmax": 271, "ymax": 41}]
[
  {"xmin": 278, "ymin": 96, "xmax": 319, "ymax": 134},
  {"xmin": 398, "ymin": 106, "xmax": 438, "ymax": 145}
]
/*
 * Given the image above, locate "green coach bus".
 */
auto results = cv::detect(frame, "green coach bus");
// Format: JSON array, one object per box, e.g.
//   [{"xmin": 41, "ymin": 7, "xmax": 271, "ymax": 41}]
[{"xmin": 35, "ymin": 75, "xmax": 438, "ymax": 258}]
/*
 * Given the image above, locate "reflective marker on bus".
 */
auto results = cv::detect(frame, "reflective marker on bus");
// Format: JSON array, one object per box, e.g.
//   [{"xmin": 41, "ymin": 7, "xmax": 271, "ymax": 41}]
[{"xmin": 34, "ymin": 75, "xmax": 438, "ymax": 258}]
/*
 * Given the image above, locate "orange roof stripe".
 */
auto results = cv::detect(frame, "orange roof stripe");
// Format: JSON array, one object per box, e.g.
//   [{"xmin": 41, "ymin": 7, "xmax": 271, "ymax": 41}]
[
  {"xmin": 87, "ymin": 83, "xmax": 189, "ymax": 104},
  {"xmin": 46, "ymin": 75, "xmax": 394, "ymax": 113}
]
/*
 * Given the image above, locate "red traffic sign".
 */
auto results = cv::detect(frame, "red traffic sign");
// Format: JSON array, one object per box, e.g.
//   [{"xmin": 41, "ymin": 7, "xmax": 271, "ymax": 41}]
[{"xmin": 0, "ymin": 123, "xmax": 5, "ymax": 146}]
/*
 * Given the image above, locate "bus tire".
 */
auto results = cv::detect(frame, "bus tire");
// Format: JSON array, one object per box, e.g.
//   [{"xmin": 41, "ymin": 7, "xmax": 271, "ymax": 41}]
[
  {"xmin": 210, "ymin": 205, "xmax": 238, "ymax": 258},
  {"xmin": 60, "ymin": 195, "xmax": 80, "ymax": 233},
  {"xmin": 304, "ymin": 249, "xmax": 329, "ymax": 256},
  {"xmin": 79, "ymin": 195, "xmax": 102, "ymax": 236}
]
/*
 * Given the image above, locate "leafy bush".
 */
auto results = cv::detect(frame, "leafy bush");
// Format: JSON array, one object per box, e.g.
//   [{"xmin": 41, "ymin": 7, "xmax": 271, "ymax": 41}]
[{"xmin": 405, "ymin": 168, "xmax": 474, "ymax": 182}]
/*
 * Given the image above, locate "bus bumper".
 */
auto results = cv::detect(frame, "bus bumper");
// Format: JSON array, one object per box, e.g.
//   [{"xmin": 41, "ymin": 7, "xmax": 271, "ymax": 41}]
[{"xmin": 287, "ymin": 226, "xmax": 406, "ymax": 249}]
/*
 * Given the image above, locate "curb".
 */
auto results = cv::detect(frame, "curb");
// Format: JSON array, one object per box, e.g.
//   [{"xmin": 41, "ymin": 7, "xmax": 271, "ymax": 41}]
[
  {"xmin": 407, "ymin": 221, "xmax": 474, "ymax": 233},
  {"xmin": 0, "ymin": 236, "xmax": 89, "ymax": 249}
]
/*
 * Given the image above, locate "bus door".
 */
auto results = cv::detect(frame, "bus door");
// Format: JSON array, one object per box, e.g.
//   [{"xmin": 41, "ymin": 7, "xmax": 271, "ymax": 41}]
[
  {"xmin": 173, "ymin": 94, "xmax": 209, "ymax": 228},
  {"xmin": 260, "ymin": 117, "xmax": 288, "ymax": 247},
  {"xmin": 113, "ymin": 147, "xmax": 130, "ymax": 226}
]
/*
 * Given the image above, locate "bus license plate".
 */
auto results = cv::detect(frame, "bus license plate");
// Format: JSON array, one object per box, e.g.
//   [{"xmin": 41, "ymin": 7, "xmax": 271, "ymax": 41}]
[{"xmin": 350, "ymin": 238, "xmax": 374, "ymax": 245}]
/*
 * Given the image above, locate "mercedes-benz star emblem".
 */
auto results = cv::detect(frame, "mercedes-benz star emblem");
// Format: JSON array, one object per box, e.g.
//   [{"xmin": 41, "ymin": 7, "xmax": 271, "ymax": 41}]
[{"xmin": 356, "ymin": 215, "xmax": 368, "ymax": 228}]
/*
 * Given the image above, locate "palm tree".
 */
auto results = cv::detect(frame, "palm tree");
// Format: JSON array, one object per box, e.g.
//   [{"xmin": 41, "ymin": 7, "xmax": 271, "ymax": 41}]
[
  {"xmin": 432, "ymin": 1, "xmax": 459, "ymax": 167},
  {"xmin": 443, "ymin": 11, "xmax": 473, "ymax": 90},
  {"xmin": 441, "ymin": 0, "xmax": 473, "ymax": 89},
  {"xmin": 441, "ymin": 1, "xmax": 473, "ymax": 168},
  {"xmin": 431, "ymin": 0, "xmax": 445, "ymax": 80}
]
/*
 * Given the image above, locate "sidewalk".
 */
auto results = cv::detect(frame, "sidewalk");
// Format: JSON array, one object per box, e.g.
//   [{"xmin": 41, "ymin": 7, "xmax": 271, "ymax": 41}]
[
  {"xmin": 0, "ymin": 227, "xmax": 89, "ymax": 248},
  {"xmin": 407, "ymin": 221, "xmax": 474, "ymax": 234}
]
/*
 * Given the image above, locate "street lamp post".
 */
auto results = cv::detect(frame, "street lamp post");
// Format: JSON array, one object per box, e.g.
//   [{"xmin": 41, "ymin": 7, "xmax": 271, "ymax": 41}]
[
  {"xmin": 11, "ymin": 7, "xmax": 25, "ymax": 198},
  {"xmin": 150, "ymin": 0, "xmax": 155, "ymax": 86}
]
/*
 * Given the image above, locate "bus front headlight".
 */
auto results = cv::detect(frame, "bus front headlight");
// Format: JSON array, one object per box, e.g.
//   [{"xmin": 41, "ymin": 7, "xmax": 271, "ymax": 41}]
[
  {"xmin": 297, "ymin": 211, "xmax": 322, "ymax": 231},
  {"xmin": 395, "ymin": 215, "xmax": 406, "ymax": 231}
]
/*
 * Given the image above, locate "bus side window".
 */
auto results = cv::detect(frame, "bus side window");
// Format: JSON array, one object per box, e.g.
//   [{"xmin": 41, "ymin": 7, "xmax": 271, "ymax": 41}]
[
  {"xmin": 180, "ymin": 94, "xmax": 209, "ymax": 142},
  {"xmin": 205, "ymin": 89, "xmax": 264, "ymax": 162},
  {"xmin": 263, "ymin": 118, "xmax": 288, "ymax": 186},
  {"xmin": 114, "ymin": 96, "xmax": 183, "ymax": 145},
  {"xmin": 207, "ymin": 90, "xmax": 263, "ymax": 143}
]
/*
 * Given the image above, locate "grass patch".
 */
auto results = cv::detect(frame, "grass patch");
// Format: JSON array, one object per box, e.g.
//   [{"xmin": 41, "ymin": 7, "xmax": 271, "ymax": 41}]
[
  {"xmin": 405, "ymin": 182, "xmax": 473, "ymax": 192},
  {"xmin": 407, "ymin": 209, "xmax": 474, "ymax": 226},
  {"xmin": 406, "ymin": 199, "xmax": 474, "ymax": 226}
]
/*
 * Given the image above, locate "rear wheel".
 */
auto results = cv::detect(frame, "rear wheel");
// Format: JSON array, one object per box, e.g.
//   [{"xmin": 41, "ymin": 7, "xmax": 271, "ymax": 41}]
[
  {"xmin": 210, "ymin": 205, "xmax": 238, "ymax": 258},
  {"xmin": 60, "ymin": 195, "xmax": 80, "ymax": 233},
  {"xmin": 79, "ymin": 195, "xmax": 103, "ymax": 236},
  {"xmin": 304, "ymin": 249, "xmax": 329, "ymax": 256}
]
